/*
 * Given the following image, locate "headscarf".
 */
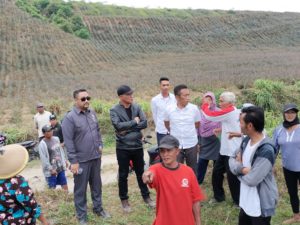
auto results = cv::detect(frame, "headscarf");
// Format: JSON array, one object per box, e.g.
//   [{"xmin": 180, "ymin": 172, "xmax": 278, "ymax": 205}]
[
  {"xmin": 199, "ymin": 92, "xmax": 221, "ymax": 137},
  {"xmin": 283, "ymin": 108, "xmax": 300, "ymax": 129}
]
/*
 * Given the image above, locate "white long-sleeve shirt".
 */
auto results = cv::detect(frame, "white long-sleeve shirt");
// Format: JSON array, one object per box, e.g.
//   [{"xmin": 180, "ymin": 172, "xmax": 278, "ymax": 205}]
[
  {"xmin": 201, "ymin": 103, "xmax": 242, "ymax": 156},
  {"xmin": 151, "ymin": 93, "xmax": 176, "ymax": 134}
]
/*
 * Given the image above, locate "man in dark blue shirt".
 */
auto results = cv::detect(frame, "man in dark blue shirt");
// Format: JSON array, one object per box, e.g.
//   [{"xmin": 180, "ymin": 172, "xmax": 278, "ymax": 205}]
[{"xmin": 62, "ymin": 89, "xmax": 110, "ymax": 224}]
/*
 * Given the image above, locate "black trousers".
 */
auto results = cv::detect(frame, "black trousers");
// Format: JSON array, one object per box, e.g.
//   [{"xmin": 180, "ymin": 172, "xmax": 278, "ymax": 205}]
[
  {"xmin": 116, "ymin": 148, "xmax": 150, "ymax": 200},
  {"xmin": 239, "ymin": 208, "xmax": 271, "ymax": 225},
  {"xmin": 212, "ymin": 154, "xmax": 240, "ymax": 204},
  {"xmin": 74, "ymin": 158, "xmax": 103, "ymax": 221},
  {"xmin": 177, "ymin": 145, "xmax": 198, "ymax": 175},
  {"xmin": 283, "ymin": 167, "xmax": 300, "ymax": 213}
]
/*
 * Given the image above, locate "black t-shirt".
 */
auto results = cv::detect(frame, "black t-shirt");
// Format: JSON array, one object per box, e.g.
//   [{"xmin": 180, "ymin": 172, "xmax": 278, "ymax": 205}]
[{"xmin": 125, "ymin": 106, "xmax": 132, "ymax": 119}]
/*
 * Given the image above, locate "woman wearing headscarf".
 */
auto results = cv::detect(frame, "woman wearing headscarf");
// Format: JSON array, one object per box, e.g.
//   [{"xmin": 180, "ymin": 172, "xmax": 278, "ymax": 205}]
[
  {"xmin": 273, "ymin": 103, "xmax": 300, "ymax": 224},
  {"xmin": 197, "ymin": 92, "xmax": 221, "ymax": 184},
  {"xmin": 0, "ymin": 144, "xmax": 49, "ymax": 225}
]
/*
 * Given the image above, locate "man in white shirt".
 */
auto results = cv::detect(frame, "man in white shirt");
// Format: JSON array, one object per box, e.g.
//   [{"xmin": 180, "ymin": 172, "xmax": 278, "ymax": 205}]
[
  {"xmin": 201, "ymin": 92, "xmax": 241, "ymax": 205},
  {"xmin": 33, "ymin": 103, "xmax": 51, "ymax": 141},
  {"xmin": 229, "ymin": 106, "xmax": 278, "ymax": 225},
  {"xmin": 151, "ymin": 77, "xmax": 176, "ymax": 144},
  {"xmin": 164, "ymin": 84, "xmax": 200, "ymax": 175}
]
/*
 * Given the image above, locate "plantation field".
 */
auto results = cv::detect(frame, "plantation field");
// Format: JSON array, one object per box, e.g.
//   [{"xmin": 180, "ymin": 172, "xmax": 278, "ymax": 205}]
[{"xmin": 0, "ymin": 0, "xmax": 300, "ymax": 141}]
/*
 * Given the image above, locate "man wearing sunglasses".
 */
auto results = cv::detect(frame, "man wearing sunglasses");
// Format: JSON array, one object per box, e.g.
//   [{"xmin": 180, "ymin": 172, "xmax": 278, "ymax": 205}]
[
  {"xmin": 110, "ymin": 85, "xmax": 155, "ymax": 213},
  {"xmin": 62, "ymin": 89, "xmax": 110, "ymax": 224}
]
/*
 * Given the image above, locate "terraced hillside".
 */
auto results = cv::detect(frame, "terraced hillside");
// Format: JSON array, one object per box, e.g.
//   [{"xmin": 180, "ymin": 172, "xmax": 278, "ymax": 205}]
[{"xmin": 0, "ymin": 0, "xmax": 300, "ymax": 130}]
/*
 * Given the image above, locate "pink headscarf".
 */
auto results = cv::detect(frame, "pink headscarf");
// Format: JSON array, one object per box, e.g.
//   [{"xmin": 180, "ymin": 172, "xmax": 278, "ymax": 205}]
[{"xmin": 198, "ymin": 92, "xmax": 221, "ymax": 137}]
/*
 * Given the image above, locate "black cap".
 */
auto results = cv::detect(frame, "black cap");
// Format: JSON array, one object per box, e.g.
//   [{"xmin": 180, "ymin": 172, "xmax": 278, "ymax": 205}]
[
  {"xmin": 283, "ymin": 103, "xmax": 299, "ymax": 113},
  {"xmin": 49, "ymin": 114, "xmax": 56, "ymax": 120},
  {"xmin": 42, "ymin": 125, "xmax": 53, "ymax": 133},
  {"xmin": 117, "ymin": 85, "xmax": 133, "ymax": 96},
  {"xmin": 158, "ymin": 135, "xmax": 179, "ymax": 150}
]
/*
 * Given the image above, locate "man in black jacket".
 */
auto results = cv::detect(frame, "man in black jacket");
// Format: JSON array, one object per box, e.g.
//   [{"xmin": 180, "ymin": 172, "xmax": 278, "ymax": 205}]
[{"xmin": 110, "ymin": 85, "xmax": 155, "ymax": 213}]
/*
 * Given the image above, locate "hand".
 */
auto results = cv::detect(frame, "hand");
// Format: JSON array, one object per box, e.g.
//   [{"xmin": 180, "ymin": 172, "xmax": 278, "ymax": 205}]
[
  {"xmin": 213, "ymin": 128, "xmax": 222, "ymax": 136},
  {"xmin": 70, "ymin": 163, "xmax": 79, "ymax": 175},
  {"xmin": 227, "ymin": 132, "xmax": 242, "ymax": 139},
  {"xmin": 50, "ymin": 169, "xmax": 57, "ymax": 175},
  {"xmin": 242, "ymin": 167, "xmax": 250, "ymax": 175},
  {"xmin": 65, "ymin": 161, "xmax": 69, "ymax": 169},
  {"xmin": 98, "ymin": 146, "xmax": 102, "ymax": 154},
  {"xmin": 142, "ymin": 171, "xmax": 154, "ymax": 184},
  {"xmin": 236, "ymin": 152, "xmax": 242, "ymax": 163},
  {"xmin": 134, "ymin": 117, "xmax": 140, "ymax": 124}
]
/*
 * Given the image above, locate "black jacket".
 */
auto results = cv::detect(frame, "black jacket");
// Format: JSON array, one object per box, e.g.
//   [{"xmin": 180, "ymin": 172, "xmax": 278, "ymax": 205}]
[{"xmin": 110, "ymin": 103, "xmax": 147, "ymax": 150}]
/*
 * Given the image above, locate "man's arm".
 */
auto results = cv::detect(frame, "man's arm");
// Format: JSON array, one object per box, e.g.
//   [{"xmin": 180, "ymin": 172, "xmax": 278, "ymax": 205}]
[
  {"xmin": 201, "ymin": 103, "xmax": 235, "ymax": 122},
  {"xmin": 195, "ymin": 121, "xmax": 200, "ymax": 129},
  {"xmin": 151, "ymin": 98, "xmax": 158, "ymax": 126},
  {"xmin": 135, "ymin": 106, "xmax": 147, "ymax": 130},
  {"xmin": 192, "ymin": 201, "xmax": 201, "ymax": 225},
  {"xmin": 110, "ymin": 108, "xmax": 137, "ymax": 131},
  {"xmin": 164, "ymin": 121, "xmax": 170, "ymax": 132},
  {"xmin": 61, "ymin": 116, "xmax": 77, "ymax": 164}
]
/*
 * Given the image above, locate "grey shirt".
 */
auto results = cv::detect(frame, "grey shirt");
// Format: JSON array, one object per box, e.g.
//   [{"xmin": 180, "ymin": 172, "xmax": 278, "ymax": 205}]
[{"xmin": 62, "ymin": 106, "xmax": 103, "ymax": 164}]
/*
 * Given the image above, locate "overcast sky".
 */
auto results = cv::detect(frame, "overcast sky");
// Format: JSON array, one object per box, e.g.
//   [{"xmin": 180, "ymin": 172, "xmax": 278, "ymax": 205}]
[{"xmin": 79, "ymin": 0, "xmax": 300, "ymax": 13}]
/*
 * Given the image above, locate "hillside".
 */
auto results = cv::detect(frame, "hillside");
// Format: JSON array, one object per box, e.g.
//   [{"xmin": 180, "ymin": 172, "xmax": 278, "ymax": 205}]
[{"xmin": 0, "ymin": 0, "xmax": 300, "ymax": 130}]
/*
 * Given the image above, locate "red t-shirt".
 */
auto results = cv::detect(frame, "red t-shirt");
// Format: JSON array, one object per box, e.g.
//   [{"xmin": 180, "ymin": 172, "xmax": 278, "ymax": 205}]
[{"xmin": 149, "ymin": 163, "xmax": 205, "ymax": 225}]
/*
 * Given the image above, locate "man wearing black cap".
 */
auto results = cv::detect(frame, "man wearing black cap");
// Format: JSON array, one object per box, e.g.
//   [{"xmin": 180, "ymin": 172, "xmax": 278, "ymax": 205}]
[
  {"xmin": 142, "ymin": 135, "xmax": 205, "ymax": 225},
  {"xmin": 110, "ymin": 85, "xmax": 154, "ymax": 213}
]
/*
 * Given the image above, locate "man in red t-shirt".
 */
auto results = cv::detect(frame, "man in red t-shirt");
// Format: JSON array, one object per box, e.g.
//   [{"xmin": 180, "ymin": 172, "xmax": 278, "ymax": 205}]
[{"xmin": 143, "ymin": 135, "xmax": 205, "ymax": 225}]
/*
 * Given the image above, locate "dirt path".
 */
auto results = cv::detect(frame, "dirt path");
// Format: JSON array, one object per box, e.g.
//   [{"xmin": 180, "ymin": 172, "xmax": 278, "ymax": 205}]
[{"xmin": 20, "ymin": 151, "xmax": 149, "ymax": 192}]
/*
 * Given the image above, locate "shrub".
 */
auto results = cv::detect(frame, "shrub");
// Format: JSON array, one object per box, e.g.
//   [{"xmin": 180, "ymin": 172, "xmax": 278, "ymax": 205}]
[{"xmin": 74, "ymin": 28, "xmax": 90, "ymax": 39}]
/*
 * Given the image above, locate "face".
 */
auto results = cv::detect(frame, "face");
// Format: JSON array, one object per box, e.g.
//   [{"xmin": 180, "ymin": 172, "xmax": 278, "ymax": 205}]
[
  {"xmin": 219, "ymin": 96, "xmax": 231, "ymax": 109},
  {"xmin": 37, "ymin": 106, "xmax": 44, "ymax": 114},
  {"xmin": 75, "ymin": 91, "xmax": 90, "ymax": 111},
  {"xmin": 204, "ymin": 96, "xmax": 213, "ymax": 105},
  {"xmin": 119, "ymin": 92, "xmax": 133, "ymax": 105},
  {"xmin": 284, "ymin": 110, "xmax": 297, "ymax": 122},
  {"xmin": 44, "ymin": 130, "xmax": 53, "ymax": 139},
  {"xmin": 159, "ymin": 147, "xmax": 180, "ymax": 167},
  {"xmin": 176, "ymin": 88, "xmax": 190, "ymax": 107},
  {"xmin": 240, "ymin": 113, "xmax": 251, "ymax": 135},
  {"xmin": 160, "ymin": 80, "xmax": 170, "ymax": 94},
  {"xmin": 50, "ymin": 119, "xmax": 57, "ymax": 126}
]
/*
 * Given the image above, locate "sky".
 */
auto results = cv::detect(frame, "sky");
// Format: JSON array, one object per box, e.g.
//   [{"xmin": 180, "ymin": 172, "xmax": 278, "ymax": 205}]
[{"xmin": 79, "ymin": 0, "xmax": 300, "ymax": 13}]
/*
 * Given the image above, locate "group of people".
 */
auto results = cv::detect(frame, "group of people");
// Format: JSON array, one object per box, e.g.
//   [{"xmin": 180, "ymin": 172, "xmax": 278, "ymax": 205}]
[{"xmin": 1, "ymin": 77, "xmax": 300, "ymax": 225}]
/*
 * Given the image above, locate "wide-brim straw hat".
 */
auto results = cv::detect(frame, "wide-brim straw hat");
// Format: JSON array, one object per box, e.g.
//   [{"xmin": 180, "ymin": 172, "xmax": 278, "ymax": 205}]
[{"xmin": 0, "ymin": 144, "xmax": 29, "ymax": 179}]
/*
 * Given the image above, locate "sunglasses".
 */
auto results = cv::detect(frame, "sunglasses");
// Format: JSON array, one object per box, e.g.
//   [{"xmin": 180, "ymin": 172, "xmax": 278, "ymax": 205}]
[{"xmin": 80, "ymin": 96, "xmax": 91, "ymax": 102}]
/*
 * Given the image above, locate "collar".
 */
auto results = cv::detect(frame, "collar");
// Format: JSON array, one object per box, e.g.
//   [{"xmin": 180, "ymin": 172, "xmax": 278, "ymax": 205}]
[
  {"xmin": 162, "ymin": 162, "xmax": 180, "ymax": 171},
  {"xmin": 159, "ymin": 93, "xmax": 171, "ymax": 99},
  {"xmin": 74, "ymin": 106, "xmax": 90, "ymax": 114}
]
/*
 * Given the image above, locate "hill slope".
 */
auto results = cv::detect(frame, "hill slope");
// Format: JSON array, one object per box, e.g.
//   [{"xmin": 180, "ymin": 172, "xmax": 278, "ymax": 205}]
[{"xmin": 0, "ymin": 0, "xmax": 299, "ymax": 108}]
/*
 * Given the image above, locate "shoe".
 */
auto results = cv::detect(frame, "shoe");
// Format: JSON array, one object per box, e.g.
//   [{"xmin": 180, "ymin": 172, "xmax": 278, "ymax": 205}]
[
  {"xmin": 283, "ymin": 217, "xmax": 300, "ymax": 224},
  {"xmin": 208, "ymin": 198, "xmax": 224, "ymax": 204},
  {"xmin": 93, "ymin": 209, "xmax": 111, "ymax": 219},
  {"xmin": 144, "ymin": 197, "xmax": 156, "ymax": 209},
  {"xmin": 78, "ymin": 219, "xmax": 87, "ymax": 225},
  {"xmin": 121, "ymin": 199, "xmax": 132, "ymax": 213}
]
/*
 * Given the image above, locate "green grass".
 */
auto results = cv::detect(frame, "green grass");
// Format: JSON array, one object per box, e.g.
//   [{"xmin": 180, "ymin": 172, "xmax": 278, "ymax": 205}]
[{"xmin": 35, "ymin": 158, "xmax": 294, "ymax": 225}]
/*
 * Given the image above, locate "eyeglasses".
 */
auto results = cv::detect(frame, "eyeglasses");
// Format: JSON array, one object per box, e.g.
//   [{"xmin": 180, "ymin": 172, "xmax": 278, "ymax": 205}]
[{"xmin": 80, "ymin": 96, "xmax": 91, "ymax": 102}]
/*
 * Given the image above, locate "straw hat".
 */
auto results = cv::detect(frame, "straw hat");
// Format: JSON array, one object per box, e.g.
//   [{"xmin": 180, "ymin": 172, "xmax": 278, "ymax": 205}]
[{"xmin": 0, "ymin": 144, "xmax": 29, "ymax": 179}]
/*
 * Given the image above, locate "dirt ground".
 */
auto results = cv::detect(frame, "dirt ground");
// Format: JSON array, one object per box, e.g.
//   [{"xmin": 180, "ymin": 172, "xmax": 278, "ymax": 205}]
[{"xmin": 20, "ymin": 151, "xmax": 150, "ymax": 192}]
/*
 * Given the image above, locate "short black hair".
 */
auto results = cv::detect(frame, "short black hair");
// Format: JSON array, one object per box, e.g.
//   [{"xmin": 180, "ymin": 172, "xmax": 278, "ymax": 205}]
[
  {"xmin": 241, "ymin": 106, "xmax": 265, "ymax": 132},
  {"xmin": 159, "ymin": 77, "xmax": 169, "ymax": 83},
  {"xmin": 174, "ymin": 84, "xmax": 188, "ymax": 96},
  {"xmin": 73, "ymin": 89, "xmax": 87, "ymax": 99}
]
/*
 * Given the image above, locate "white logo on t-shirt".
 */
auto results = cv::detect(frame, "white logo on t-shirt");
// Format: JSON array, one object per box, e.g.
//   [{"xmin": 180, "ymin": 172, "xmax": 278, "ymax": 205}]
[{"xmin": 181, "ymin": 178, "xmax": 189, "ymax": 188}]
